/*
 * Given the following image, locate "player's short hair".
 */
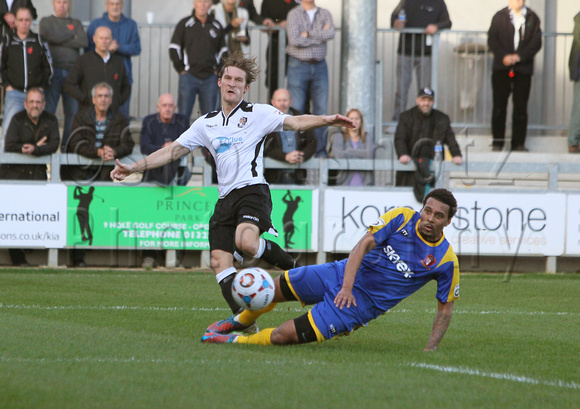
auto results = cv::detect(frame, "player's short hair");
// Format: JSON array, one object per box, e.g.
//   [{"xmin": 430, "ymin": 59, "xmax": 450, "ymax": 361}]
[
  {"xmin": 218, "ymin": 52, "xmax": 260, "ymax": 85},
  {"xmin": 423, "ymin": 188, "xmax": 458, "ymax": 219},
  {"xmin": 91, "ymin": 82, "xmax": 114, "ymax": 98}
]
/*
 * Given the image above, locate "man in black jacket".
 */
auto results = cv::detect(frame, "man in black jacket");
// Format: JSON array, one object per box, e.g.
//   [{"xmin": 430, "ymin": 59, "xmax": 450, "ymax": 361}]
[
  {"xmin": 391, "ymin": 0, "xmax": 451, "ymax": 121},
  {"xmin": 488, "ymin": 0, "xmax": 542, "ymax": 152},
  {"xmin": 394, "ymin": 87, "xmax": 462, "ymax": 199},
  {"xmin": 264, "ymin": 88, "xmax": 316, "ymax": 185},
  {"xmin": 0, "ymin": 87, "xmax": 59, "ymax": 266},
  {"xmin": 169, "ymin": 0, "xmax": 227, "ymax": 121},
  {"xmin": 63, "ymin": 26, "xmax": 130, "ymax": 115},
  {"xmin": 0, "ymin": 6, "xmax": 52, "ymax": 143},
  {"xmin": 62, "ymin": 82, "xmax": 134, "ymax": 182}
]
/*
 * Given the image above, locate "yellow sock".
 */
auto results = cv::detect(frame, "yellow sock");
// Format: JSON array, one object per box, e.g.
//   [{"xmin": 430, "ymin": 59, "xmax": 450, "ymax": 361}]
[
  {"xmin": 237, "ymin": 302, "xmax": 278, "ymax": 326},
  {"xmin": 236, "ymin": 328, "xmax": 274, "ymax": 345}
]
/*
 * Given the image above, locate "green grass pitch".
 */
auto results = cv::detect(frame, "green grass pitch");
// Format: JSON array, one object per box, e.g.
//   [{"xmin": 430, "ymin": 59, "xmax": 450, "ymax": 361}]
[{"xmin": 0, "ymin": 269, "xmax": 578, "ymax": 409}]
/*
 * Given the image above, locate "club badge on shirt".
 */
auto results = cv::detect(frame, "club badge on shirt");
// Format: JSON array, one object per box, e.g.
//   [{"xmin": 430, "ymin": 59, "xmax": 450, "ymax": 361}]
[
  {"xmin": 238, "ymin": 117, "xmax": 248, "ymax": 128},
  {"xmin": 421, "ymin": 254, "xmax": 436, "ymax": 269}
]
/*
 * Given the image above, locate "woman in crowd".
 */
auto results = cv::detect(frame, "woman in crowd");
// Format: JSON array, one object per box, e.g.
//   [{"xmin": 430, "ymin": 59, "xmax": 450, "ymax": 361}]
[{"xmin": 329, "ymin": 108, "xmax": 375, "ymax": 186}]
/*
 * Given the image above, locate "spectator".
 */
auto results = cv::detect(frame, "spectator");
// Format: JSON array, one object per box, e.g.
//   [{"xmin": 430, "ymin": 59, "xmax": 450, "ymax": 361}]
[
  {"xmin": 63, "ymin": 82, "xmax": 134, "ymax": 182},
  {"xmin": 264, "ymin": 88, "xmax": 316, "ymax": 185},
  {"xmin": 0, "ymin": 7, "xmax": 52, "ymax": 144},
  {"xmin": 0, "ymin": 0, "xmax": 36, "ymax": 36},
  {"xmin": 39, "ymin": 0, "xmax": 87, "ymax": 150},
  {"xmin": 63, "ymin": 26, "xmax": 130, "ymax": 118},
  {"xmin": 63, "ymin": 82, "xmax": 133, "ymax": 267},
  {"xmin": 140, "ymin": 93, "xmax": 190, "ymax": 269},
  {"xmin": 394, "ymin": 87, "xmax": 462, "ymax": 201},
  {"xmin": 0, "ymin": 88, "xmax": 59, "ymax": 266},
  {"xmin": 260, "ymin": 0, "xmax": 299, "ymax": 98},
  {"xmin": 238, "ymin": 0, "xmax": 272, "ymax": 26},
  {"xmin": 169, "ymin": 0, "xmax": 227, "ymax": 121},
  {"xmin": 211, "ymin": 0, "xmax": 250, "ymax": 55},
  {"xmin": 140, "ymin": 93, "xmax": 190, "ymax": 186},
  {"xmin": 568, "ymin": 12, "xmax": 580, "ymax": 153},
  {"xmin": 488, "ymin": 0, "xmax": 542, "ymax": 152},
  {"xmin": 286, "ymin": 0, "xmax": 334, "ymax": 158},
  {"xmin": 329, "ymin": 108, "xmax": 375, "ymax": 186},
  {"xmin": 87, "ymin": 0, "xmax": 141, "ymax": 119},
  {"xmin": 391, "ymin": 0, "xmax": 451, "ymax": 121}
]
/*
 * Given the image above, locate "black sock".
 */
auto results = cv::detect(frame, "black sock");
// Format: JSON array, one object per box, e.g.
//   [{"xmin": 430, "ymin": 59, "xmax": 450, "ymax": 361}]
[
  {"xmin": 219, "ymin": 274, "xmax": 243, "ymax": 314},
  {"xmin": 260, "ymin": 239, "xmax": 298, "ymax": 270}
]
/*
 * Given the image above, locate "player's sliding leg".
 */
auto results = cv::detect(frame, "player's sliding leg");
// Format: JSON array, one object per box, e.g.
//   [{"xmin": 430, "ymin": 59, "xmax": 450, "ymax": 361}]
[{"xmin": 202, "ymin": 313, "xmax": 323, "ymax": 345}]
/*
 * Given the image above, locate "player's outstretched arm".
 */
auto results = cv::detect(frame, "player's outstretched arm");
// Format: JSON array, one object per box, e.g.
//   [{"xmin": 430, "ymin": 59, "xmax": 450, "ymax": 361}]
[
  {"xmin": 283, "ymin": 114, "xmax": 355, "ymax": 132},
  {"xmin": 334, "ymin": 231, "xmax": 376, "ymax": 310},
  {"xmin": 110, "ymin": 142, "xmax": 190, "ymax": 181},
  {"xmin": 424, "ymin": 300, "xmax": 454, "ymax": 351}
]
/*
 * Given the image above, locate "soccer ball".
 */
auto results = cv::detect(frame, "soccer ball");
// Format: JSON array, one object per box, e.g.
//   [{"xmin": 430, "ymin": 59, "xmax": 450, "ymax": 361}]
[{"xmin": 232, "ymin": 268, "xmax": 275, "ymax": 311}]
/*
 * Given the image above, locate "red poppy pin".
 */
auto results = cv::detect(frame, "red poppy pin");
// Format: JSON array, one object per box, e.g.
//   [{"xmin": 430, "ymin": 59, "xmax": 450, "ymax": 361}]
[
  {"xmin": 27, "ymin": 47, "xmax": 33, "ymax": 54},
  {"xmin": 114, "ymin": 73, "xmax": 118, "ymax": 80},
  {"xmin": 68, "ymin": 24, "xmax": 74, "ymax": 31}
]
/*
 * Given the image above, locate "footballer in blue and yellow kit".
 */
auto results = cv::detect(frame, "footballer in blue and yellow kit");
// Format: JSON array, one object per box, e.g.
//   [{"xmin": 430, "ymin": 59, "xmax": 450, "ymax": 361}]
[
  {"xmin": 202, "ymin": 188, "xmax": 460, "ymax": 349},
  {"xmin": 286, "ymin": 206, "xmax": 460, "ymax": 341}
]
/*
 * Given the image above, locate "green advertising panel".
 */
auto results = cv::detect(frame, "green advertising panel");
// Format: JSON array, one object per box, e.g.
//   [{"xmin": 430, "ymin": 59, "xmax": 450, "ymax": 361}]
[
  {"xmin": 267, "ymin": 189, "xmax": 313, "ymax": 251},
  {"xmin": 67, "ymin": 186, "xmax": 313, "ymax": 251}
]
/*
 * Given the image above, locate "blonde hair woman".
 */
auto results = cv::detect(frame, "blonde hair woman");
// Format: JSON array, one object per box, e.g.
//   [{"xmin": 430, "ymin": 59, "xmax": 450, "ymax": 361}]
[
  {"xmin": 329, "ymin": 108, "xmax": 375, "ymax": 186},
  {"xmin": 211, "ymin": 0, "xmax": 250, "ymax": 54}
]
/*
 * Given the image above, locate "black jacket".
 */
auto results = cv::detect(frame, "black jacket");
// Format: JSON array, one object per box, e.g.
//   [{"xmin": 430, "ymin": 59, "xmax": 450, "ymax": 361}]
[
  {"xmin": 169, "ymin": 12, "xmax": 226, "ymax": 79},
  {"xmin": 0, "ymin": 0, "xmax": 36, "ymax": 34},
  {"xmin": 488, "ymin": 7, "xmax": 542, "ymax": 75},
  {"xmin": 0, "ymin": 30, "xmax": 53, "ymax": 90},
  {"xmin": 0, "ymin": 110, "xmax": 59, "ymax": 180},
  {"xmin": 62, "ymin": 107, "xmax": 134, "ymax": 181},
  {"xmin": 63, "ymin": 51, "xmax": 130, "ymax": 112},
  {"xmin": 391, "ymin": 0, "xmax": 452, "ymax": 56},
  {"xmin": 395, "ymin": 106, "xmax": 462, "ymax": 159}
]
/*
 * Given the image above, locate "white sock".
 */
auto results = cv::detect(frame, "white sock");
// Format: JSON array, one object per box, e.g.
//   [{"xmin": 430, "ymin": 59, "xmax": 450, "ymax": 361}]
[
  {"xmin": 253, "ymin": 238, "xmax": 266, "ymax": 259},
  {"xmin": 215, "ymin": 267, "xmax": 237, "ymax": 284}
]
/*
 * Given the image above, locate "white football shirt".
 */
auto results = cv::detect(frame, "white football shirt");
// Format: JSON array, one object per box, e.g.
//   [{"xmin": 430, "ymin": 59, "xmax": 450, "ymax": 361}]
[{"xmin": 176, "ymin": 100, "xmax": 289, "ymax": 198}]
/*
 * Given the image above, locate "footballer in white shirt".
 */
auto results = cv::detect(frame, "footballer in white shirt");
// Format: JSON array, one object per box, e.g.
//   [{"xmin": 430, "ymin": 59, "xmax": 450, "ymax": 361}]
[{"xmin": 111, "ymin": 52, "xmax": 354, "ymax": 317}]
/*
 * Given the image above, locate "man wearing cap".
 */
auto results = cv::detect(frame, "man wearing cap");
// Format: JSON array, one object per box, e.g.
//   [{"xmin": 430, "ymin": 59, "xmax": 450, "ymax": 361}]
[{"xmin": 394, "ymin": 87, "xmax": 462, "ymax": 197}]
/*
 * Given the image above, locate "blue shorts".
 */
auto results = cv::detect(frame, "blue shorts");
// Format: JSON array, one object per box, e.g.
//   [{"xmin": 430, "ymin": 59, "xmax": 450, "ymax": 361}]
[{"xmin": 286, "ymin": 260, "xmax": 384, "ymax": 341}]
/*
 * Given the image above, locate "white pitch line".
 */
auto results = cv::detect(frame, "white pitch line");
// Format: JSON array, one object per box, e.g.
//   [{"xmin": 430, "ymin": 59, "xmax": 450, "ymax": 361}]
[
  {"xmin": 0, "ymin": 303, "xmax": 577, "ymax": 316},
  {"xmin": 408, "ymin": 362, "xmax": 579, "ymax": 390}
]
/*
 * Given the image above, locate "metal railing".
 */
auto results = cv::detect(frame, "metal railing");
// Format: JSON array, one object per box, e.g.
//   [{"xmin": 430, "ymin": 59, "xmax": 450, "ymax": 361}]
[{"xmin": 126, "ymin": 25, "xmax": 574, "ymax": 133}]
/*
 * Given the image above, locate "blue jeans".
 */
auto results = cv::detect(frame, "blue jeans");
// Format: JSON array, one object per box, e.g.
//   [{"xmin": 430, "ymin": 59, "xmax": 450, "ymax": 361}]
[
  {"xmin": 1, "ymin": 89, "xmax": 26, "ymax": 144},
  {"xmin": 393, "ymin": 54, "xmax": 432, "ymax": 121},
  {"xmin": 45, "ymin": 67, "xmax": 79, "ymax": 149},
  {"xmin": 569, "ymin": 81, "xmax": 580, "ymax": 147},
  {"xmin": 287, "ymin": 57, "xmax": 329, "ymax": 157},
  {"xmin": 178, "ymin": 72, "xmax": 218, "ymax": 121}
]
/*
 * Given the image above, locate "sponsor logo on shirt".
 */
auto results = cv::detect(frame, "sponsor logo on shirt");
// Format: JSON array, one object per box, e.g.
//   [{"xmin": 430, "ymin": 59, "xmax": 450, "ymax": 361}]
[
  {"xmin": 211, "ymin": 136, "xmax": 243, "ymax": 153},
  {"xmin": 400, "ymin": 229, "xmax": 409, "ymax": 237},
  {"xmin": 384, "ymin": 245, "xmax": 415, "ymax": 278}
]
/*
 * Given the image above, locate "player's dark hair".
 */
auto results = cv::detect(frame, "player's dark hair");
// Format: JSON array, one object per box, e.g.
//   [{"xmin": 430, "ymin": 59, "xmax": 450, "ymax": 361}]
[
  {"xmin": 218, "ymin": 52, "xmax": 260, "ymax": 85},
  {"xmin": 423, "ymin": 188, "xmax": 457, "ymax": 219}
]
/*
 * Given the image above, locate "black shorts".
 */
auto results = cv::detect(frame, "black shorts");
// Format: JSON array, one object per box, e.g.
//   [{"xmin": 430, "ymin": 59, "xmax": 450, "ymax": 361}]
[{"xmin": 209, "ymin": 184, "xmax": 277, "ymax": 253}]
